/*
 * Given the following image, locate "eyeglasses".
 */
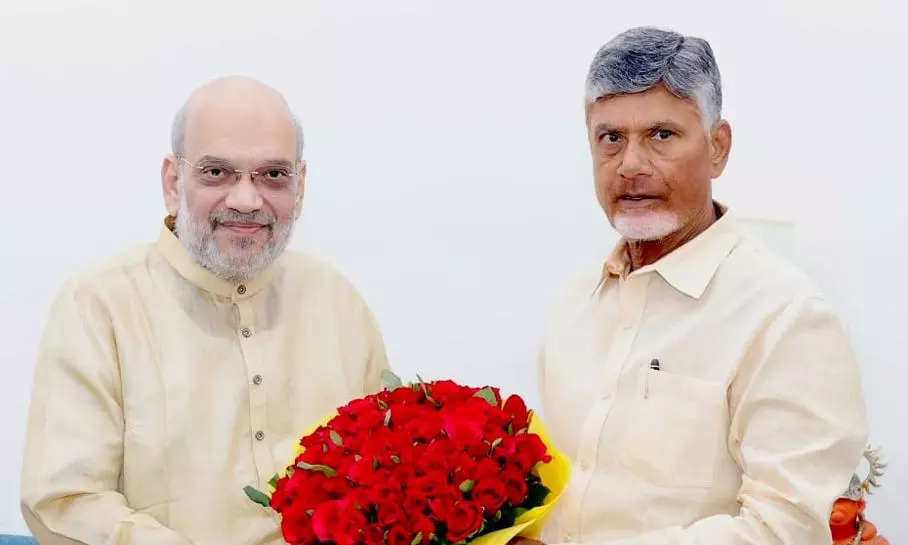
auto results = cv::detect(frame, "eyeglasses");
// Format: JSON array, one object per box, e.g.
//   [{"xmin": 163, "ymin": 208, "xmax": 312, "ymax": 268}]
[{"xmin": 177, "ymin": 156, "xmax": 301, "ymax": 188}]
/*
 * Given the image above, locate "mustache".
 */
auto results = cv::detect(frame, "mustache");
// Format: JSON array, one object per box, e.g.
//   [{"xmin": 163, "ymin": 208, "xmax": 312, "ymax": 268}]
[{"xmin": 210, "ymin": 209, "xmax": 276, "ymax": 228}]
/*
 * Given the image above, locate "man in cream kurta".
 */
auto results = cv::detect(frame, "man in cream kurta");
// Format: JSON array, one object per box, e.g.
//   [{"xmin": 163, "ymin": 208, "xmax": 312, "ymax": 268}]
[
  {"xmin": 535, "ymin": 27, "xmax": 868, "ymax": 544},
  {"xmin": 21, "ymin": 77, "xmax": 390, "ymax": 544},
  {"xmin": 538, "ymin": 207, "xmax": 867, "ymax": 544}
]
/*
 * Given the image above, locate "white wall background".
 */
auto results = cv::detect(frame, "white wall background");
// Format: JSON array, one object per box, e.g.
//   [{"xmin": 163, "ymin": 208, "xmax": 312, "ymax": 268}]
[{"xmin": 1, "ymin": 0, "xmax": 905, "ymax": 539}]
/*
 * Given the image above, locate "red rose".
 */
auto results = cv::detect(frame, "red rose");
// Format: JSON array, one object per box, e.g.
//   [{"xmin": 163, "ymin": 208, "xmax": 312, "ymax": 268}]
[
  {"xmin": 472, "ymin": 479, "xmax": 507, "ymax": 512},
  {"xmin": 502, "ymin": 395, "xmax": 530, "ymax": 431},
  {"xmin": 376, "ymin": 500, "xmax": 408, "ymax": 526},
  {"xmin": 409, "ymin": 515, "xmax": 437, "ymax": 542},
  {"xmin": 311, "ymin": 500, "xmax": 343, "ymax": 542},
  {"xmin": 387, "ymin": 526, "xmax": 412, "ymax": 545},
  {"xmin": 363, "ymin": 524, "xmax": 385, "ymax": 545},
  {"xmin": 442, "ymin": 400, "xmax": 489, "ymax": 444},
  {"xmin": 334, "ymin": 506, "xmax": 367, "ymax": 545},
  {"xmin": 444, "ymin": 501, "xmax": 484, "ymax": 543},
  {"xmin": 470, "ymin": 458, "xmax": 502, "ymax": 481},
  {"xmin": 507, "ymin": 433, "xmax": 551, "ymax": 473},
  {"xmin": 279, "ymin": 501, "xmax": 315, "ymax": 545},
  {"xmin": 403, "ymin": 493, "xmax": 429, "ymax": 516},
  {"xmin": 428, "ymin": 380, "xmax": 472, "ymax": 402},
  {"xmin": 500, "ymin": 466, "xmax": 529, "ymax": 505},
  {"xmin": 427, "ymin": 485, "xmax": 461, "ymax": 520}
]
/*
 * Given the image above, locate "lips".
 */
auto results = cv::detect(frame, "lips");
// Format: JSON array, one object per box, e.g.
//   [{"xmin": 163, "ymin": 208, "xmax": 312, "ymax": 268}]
[
  {"xmin": 616, "ymin": 195, "xmax": 661, "ymax": 209},
  {"xmin": 219, "ymin": 222, "xmax": 267, "ymax": 234}
]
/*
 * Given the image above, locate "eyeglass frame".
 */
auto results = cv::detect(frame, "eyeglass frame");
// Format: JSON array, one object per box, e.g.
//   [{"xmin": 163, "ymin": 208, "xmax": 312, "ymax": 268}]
[{"xmin": 175, "ymin": 155, "xmax": 304, "ymax": 188}]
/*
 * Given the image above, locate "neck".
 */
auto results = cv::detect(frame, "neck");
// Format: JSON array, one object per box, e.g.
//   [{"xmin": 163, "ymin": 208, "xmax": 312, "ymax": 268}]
[{"xmin": 626, "ymin": 202, "xmax": 718, "ymax": 271}]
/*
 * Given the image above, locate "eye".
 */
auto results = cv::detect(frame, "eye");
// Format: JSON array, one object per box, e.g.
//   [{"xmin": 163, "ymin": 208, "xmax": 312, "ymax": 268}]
[
  {"xmin": 201, "ymin": 166, "xmax": 226, "ymax": 178},
  {"xmin": 265, "ymin": 169, "xmax": 289, "ymax": 179},
  {"xmin": 654, "ymin": 129, "xmax": 675, "ymax": 140},
  {"xmin": 599, "ymin": 132, "xmax": 621, "ymax": 144}
]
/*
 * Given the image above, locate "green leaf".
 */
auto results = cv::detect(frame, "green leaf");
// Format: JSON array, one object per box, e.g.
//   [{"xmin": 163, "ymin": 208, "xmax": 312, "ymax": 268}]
[
  {"xmin": 412, "ymin": 532, "xmax": 424, "ymax": 545},
  {"xmin": 384, "ymin": 409, "xmax": 392, "ymax": 427},
  {"xmin": 296, "ymin": 461, "xmax": 337, "ymax": 477},
  {"xmin": 267, "ymin": 474, "xmax": 279, "ymax": 488},
  {"xmin": 381, "ymin": 369, "xmax": 404, "ymax": 391},
  {"xmin": 373, "ymin": 457, "xmax": 380, "ymax": 470},
  {"xmin": 514, "ymin": 507, "xmax": 528, "ymax": 518},
  {"xmin": 458, "ymin": 479, "xmax": 475, "ymax": 492},
  {"xmin": 329, "ymin": 430, "xmax": 344, "ymax": 447},
  {"xmin": 526, "ymin": 482, "xmax": 550, "ymax": 507},
  {"xmin": 377, "ymin": 399, "xmax": 388, "ymax": 410},
  {"xmin": 243, "ymin": 485, "xmax": 271, "ymax": 507},
  {"xmin": 474, "ymin": 386, "xmax": 498, "ymax": 406}
]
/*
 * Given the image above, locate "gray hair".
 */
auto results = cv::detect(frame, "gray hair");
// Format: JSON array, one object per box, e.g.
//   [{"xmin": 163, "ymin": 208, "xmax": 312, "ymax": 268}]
[
  {"xmin": 169, "ymin": 103, "xmax": 305, "ymax": 161},
  {"xmin": 585, "ymin": 26, "xmax": 722, "ymax": 128}
]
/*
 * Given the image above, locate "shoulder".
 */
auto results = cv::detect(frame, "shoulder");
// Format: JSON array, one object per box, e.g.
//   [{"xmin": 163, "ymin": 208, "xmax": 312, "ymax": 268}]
[
  {"xmin": 54, "ymin": 243, "xmax": 157, "ymax": 306},
  {"xmin": 721, "ymin": 229, "xmax": 826, "ymax": 304},
  {"xmin": 277, "ymin": 250, "xmax": 373, "ymax": 309}
]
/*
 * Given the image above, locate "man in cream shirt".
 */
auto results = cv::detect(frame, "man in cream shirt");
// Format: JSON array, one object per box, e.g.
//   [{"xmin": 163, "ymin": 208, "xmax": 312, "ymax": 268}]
[
  {"xmin": 20, "ymin": 76, "xmax": 389, "ymax": 544},
  {"xmin": 536, "ymin": 27, "xmax": 868, "ymax": 544}
]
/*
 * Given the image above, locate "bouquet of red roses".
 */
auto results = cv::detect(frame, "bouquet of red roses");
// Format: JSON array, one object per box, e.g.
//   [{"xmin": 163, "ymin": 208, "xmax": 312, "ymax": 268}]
[{"xmin": 244, "ymin": 371, "xmax": 570, "ymax": 545}]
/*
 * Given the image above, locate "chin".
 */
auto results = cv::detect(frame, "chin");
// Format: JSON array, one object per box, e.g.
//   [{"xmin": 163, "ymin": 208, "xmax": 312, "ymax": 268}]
[{"xmin": 613, "ymin": 212, "xmax": 681, "ymax": 241}]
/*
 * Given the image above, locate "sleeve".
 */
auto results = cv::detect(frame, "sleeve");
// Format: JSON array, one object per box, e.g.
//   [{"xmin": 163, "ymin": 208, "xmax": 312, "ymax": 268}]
[
  {"xmin": 20, "ymin": 283, "xmax": 197, "ymax": 545},
  {"xmin": 567, "ymin": 295, "xmax": 869, "ymax": 545}
]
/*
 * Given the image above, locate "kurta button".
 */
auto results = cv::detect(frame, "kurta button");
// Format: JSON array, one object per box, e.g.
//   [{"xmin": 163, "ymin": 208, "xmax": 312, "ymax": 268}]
[
  {"xmin": 255, "ymin": 431, "xmax": 265, "ymax": 441},
  {"xmin": 252, "ymin": 374, "xmax": 263, "ymax": 385},
  {"xmin": 237, "ymin": 284, "xmax": 247, "ymax": 295},
  {"xmin": 241, "ymin": 327, "xmax": 252, "ymax": 338}
]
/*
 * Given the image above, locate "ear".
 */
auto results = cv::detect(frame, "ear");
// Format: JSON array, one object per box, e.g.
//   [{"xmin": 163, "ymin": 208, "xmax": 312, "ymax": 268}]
[
  {"xmin": 161, "ymin": 155, "xmax": 181, "ymax": 216},
  {"xmin": 293, "ymin": 160, "xmax": 308, "ymax": 220},
  {"xmin": 708, "ymin": 120, "xmax": 732, "ymax": 178}
]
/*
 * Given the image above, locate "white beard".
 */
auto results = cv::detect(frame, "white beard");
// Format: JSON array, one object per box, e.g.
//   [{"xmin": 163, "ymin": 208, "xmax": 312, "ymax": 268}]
[
  {"xmin": 174, "ymin": 184, "xmax": 295, "ymax": 283},
  {"xmin": 613, "ymin": 210, "xmax": 682, "ymax": 241}
]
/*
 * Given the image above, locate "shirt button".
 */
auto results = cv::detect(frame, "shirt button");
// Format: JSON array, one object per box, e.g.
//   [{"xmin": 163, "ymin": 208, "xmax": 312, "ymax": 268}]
[
  {"xmin": 241, "ymin": 327, "xmax": 252, "ymax": 338},
  {"xmin": 237, "ymin": 284, "xmax": 247, "ymax": 295},
  {"xmin": 252, "ymin": 374, "xmax": 263, "ymax": 385},
  {"xmin": 255, "ymin": 431, "xmax": 265, "ymax": 441}
]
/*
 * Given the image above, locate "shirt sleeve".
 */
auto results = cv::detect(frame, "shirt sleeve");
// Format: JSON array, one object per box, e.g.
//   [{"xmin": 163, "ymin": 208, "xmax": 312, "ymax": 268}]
[
  {"xmin": 565, "ymin": 295, "xmax": 869, "ymax": 545},
  {"xmin": 20, "ymin": 283, "xmax": 197, "ymax": 545}
]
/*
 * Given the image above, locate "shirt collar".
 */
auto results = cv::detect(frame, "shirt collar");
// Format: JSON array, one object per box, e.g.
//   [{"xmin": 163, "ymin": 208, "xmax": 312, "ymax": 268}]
[
  {"xmin": 600, "ymin": 202, "xmax": 741, "ymax": 299},
  {"xmin": 155, "ymin": 216, "xmax": 278, "ymax": 300}
]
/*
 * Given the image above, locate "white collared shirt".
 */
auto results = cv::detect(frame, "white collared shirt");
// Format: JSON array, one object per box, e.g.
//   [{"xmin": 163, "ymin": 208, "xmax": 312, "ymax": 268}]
[{"xmin": 538, "ymin": 205, "xmax": 868, "ymax": 544}]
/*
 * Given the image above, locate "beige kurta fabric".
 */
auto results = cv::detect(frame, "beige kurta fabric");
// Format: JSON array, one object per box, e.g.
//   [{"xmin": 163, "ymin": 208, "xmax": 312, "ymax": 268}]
[
  {"xmin": 21, "ymin": 222, "xmax": 390, "ymax": 545},
  {"xmin": 538, "ymin": 205, "xmax": 868, "ymax": 544}
]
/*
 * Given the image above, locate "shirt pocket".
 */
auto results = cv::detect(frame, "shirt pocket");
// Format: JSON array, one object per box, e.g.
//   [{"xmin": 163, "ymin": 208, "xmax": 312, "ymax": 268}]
[{"xmin": 616, "ymin": 368, "xmax": 728, "ymax": 489}]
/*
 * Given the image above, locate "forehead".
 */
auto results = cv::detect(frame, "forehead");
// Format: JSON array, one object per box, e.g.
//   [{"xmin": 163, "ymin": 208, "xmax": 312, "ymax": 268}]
[
  {"xmin": 183, "ymin": 101, "xmax": 297, "ymax": 163},
  {"xmin": 586, "ymin": 84, "xmax": 703, "ymax": 131}
]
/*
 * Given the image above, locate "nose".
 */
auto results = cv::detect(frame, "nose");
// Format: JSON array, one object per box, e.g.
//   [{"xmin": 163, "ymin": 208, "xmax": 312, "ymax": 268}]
[
  {"xmin": 616, "ymin": 141, "xmax": 654, "ymax": 179},
  {"xmin": 224, "ymin": 175, "xmax": 264, "ymax": 213}
]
